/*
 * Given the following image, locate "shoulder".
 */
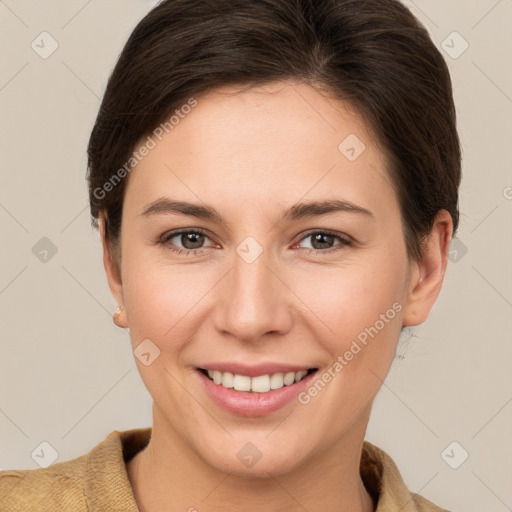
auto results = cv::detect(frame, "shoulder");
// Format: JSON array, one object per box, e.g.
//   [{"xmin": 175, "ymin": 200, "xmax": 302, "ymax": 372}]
[
  {"xmin": 361, "ymin": 441, "xmax": 452, "ymax": 512},
  {"xmin": 0, "ymin": 454, "xmax": 88, "ymax": 511},
  {"xmin": 0, "ymin": 428, "xmax": 150, "ymax": 512},
  {"xmin": 410, "ymin": 492, "xmax": 452, "ymax": 512}
]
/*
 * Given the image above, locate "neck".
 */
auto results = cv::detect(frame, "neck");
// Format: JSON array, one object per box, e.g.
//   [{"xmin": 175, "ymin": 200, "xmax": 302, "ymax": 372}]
[{"xmin": 127, "ymin": 406, "xmax": 375, "ymax": 512}]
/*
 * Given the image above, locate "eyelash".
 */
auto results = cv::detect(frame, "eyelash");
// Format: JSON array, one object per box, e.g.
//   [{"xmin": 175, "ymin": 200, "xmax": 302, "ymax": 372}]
[{"xmin": 159, "ymin": 228, "xmax": 353, "ymax": 257}]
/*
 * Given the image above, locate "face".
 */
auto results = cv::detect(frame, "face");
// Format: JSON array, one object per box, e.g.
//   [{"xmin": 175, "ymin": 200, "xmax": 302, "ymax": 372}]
[{"xmin": 104, "ymin": 80, "xmax": 446, "ymax": 477}]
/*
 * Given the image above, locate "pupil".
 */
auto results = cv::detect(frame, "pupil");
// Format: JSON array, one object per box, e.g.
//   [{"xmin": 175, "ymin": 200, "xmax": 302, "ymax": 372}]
[
  {"xmin": 180, "ymin": 233, "xmax": 334, "ymax": 251},
  {"xmin": 183, "ymin": 233, "xmax": 204, "ymax": 249},
  {"xmin": 312, "ymin": 233, "xmax": 333, "ymax": 250}
]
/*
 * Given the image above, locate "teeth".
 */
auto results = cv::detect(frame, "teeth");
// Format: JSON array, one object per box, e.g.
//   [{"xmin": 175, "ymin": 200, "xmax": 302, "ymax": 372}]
[
  {"xmin": 221, "ymin": 371, "xmax": 234, "ymax": 388},
  {"xmin": 294, "ymin": 370, "xmax": 308, "ymax": 382},
  {"xmin": 283, "ymin": 372, "xmax": 295, "ymax": 385},
  {"xmin": 251, "ymin": 375, "xmax": 270, "ymax": 393},
  {"xmin": 269, "ymin": 372, "xmax": 284, "ymax": 390},
  {"xmin": 233, "ymin": 374, "xmax": 251, "ymax": 392},
  {"xmin": 204, "ymin": 369, "xmax": 311, "ymax": 393}
]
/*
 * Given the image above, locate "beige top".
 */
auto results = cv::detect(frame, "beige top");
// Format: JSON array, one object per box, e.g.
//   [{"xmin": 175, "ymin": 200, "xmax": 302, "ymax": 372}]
[{"xmin": 0, "ymin": 427, "xmax": 450, "ymax": 511}]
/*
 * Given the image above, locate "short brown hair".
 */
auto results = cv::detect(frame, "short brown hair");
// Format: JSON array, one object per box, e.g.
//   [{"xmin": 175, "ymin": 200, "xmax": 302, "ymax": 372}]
[{"xmin": 87, "ymin": 0, "xmax": 461, "ymax": 261}]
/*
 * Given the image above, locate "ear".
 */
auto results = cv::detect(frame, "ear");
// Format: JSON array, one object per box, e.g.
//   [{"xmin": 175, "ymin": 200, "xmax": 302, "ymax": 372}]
[
  {"xmin": 99, "ymin": 213, "xmax": 128, "ymax": 328},
  {"xmin": 402, "ymin": 210, "xmax": 453, "ymax": 327}
]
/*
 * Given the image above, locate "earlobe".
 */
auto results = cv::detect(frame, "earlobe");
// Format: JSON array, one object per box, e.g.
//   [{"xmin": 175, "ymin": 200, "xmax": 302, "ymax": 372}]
[
  {"xmin": 99, "ymin": 214, "xmax": 128, "ymax": 329},
  {"xmin": 113, "ymin": 305, "xmax": 127, "ymax": 328},
  {"xmin": 402, "ymin": 210, "xmax": 453, "ymax": 327}
]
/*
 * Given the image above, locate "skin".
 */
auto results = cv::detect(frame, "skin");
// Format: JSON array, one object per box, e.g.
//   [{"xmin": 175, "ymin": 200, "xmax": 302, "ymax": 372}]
[{"xmin": 101, "ymin": 79, "xmax": 452, "ymax": 512}]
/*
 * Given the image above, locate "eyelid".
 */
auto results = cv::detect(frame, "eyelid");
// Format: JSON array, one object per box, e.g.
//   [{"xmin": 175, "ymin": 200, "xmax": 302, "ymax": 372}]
[
  {"xmin": 293, "ymin": 228, "xmax": 353, "ymax": 245},
  {"xmin": 159, "ymin": 227, "xmax": 217, "ymax": 247},
  {"xmin": 159, "ymin": 227, "xmax": 353, "ymax": 255},
  {"xmin": 160, "ymin": 228, "xmax": 352, "ymax": 243},
  {"xmin": 160, "ymin": 227, "xmax": 208, "ymax": 241}
]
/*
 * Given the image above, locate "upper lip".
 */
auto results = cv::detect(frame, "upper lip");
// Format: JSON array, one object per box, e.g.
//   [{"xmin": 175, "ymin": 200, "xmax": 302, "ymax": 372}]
[{"xmin": 198, "ymin": 362, "xmax": 316, "ymax": 377}]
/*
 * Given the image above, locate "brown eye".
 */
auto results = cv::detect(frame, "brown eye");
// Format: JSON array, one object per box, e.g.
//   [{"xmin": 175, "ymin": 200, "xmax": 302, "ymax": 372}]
[
  {"xmin": 295, "ymin": 230, "xmax": 353, "ymax": 255},
  {"xmin": 178, "ymin": 232, "xmax": 206, "ymax": 250},
  {"xmin": 310, "ymin": 233, "xmax": 336, "ymax": 250},
  {"xmin": 160, "ymin": 229, "xmax": 215, "ymax": 255}
]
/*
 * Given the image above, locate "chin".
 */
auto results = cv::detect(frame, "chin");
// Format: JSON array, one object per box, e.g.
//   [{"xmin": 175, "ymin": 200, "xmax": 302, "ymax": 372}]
[{"xmin": 204, "ymin": 447, "xmax": 308, "ymax": 479}]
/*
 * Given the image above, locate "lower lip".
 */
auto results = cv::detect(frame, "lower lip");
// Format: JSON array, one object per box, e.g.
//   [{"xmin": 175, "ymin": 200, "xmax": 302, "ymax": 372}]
[{"xmin": 196, "ymin": 369, "xmax": 317, "ymax": 417}]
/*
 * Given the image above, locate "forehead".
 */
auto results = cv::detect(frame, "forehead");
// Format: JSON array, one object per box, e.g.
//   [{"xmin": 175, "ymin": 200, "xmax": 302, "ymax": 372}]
[
  {"xmin": 171, "ymin": 80, "xmax": 379, "ymax": 156},
  {"xmin": 124, "ymin": 80, "xmax": 395, "ymax": 219}
]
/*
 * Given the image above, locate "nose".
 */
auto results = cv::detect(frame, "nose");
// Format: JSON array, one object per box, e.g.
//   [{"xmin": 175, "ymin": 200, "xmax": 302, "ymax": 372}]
[{"xmin": 211, "ymin": 243, "xmax": 293, "ymax": 343}]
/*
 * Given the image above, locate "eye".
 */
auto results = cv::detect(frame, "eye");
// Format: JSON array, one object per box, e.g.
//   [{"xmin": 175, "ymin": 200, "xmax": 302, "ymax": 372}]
[
  {"xmin": 293, "ymin": 230, "xmax": 353, "ymax": 255},
  {"xmin": 159, "ymin": 228, "xmax": 216, "ymax": 256},
  {"xmin": 159, "ymin": 228, "xmax": 353, "ymax": 257}
]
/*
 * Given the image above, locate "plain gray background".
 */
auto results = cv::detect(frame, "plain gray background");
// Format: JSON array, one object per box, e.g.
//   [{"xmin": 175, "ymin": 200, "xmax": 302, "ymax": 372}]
[{"xmin": 1, "ymin": 1, "xmax": 511, "ymax": 510}]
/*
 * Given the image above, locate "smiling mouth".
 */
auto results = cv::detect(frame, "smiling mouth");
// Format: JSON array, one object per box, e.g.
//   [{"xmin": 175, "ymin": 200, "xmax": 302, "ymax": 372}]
[{"xmin": 199, "ymin": 368, "xmax": 318, "ymax": 393}]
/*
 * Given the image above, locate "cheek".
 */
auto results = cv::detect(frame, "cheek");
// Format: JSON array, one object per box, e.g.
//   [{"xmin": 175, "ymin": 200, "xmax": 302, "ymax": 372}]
[
  {"xmin": 293, "ymin": 263, "xmax": 405, "ymax": 421},
  {"xmin": 293, "ymin": 254, "xmax": 407, "ymax": 415},
  {"xmin": 293, "ymin": 254, "xmax": 406, "ymax": 347},
  {"xmin": 120, "ymin": 245, "xmax": 216, "ymax": 345},
  {"xmin": 121, "ymin": 229, "xmax": 408, "ymax": 362}
]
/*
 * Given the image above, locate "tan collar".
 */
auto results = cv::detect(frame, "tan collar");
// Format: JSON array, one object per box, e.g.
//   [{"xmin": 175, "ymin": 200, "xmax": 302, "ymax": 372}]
[
  {"xmin": 83, "ymin": 428, "xmax": 148, "ymax": 511},
  {"xmin": 83, "ymin": 428, "xmax": 445, "ymax": 511}
]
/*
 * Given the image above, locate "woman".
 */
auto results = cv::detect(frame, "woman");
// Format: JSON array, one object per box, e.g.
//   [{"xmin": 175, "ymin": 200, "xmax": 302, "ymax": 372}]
[{"xmin": 0, "ymin": 0, "xmax": 460, "ymax": 510}]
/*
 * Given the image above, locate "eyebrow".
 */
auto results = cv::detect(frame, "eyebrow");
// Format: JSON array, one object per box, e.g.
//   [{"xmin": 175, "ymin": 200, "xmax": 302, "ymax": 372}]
[{"xmin": 140, "ymin": 198, "xmax": 374, "ymax": 224}]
